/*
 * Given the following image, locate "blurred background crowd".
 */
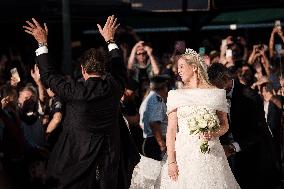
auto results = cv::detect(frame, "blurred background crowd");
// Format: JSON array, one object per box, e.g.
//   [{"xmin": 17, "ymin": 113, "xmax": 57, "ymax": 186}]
[{"xmin": 0, "ymin": 0, "xmax": 283, "ymax": 188}]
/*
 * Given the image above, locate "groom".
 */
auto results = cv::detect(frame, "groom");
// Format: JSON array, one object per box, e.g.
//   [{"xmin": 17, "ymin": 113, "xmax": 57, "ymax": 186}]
[
  {"xmin": 207, "ymin": 63, "xmax": 281, "ymax": 189},
  {"xmin": 23, "ymin": 16, "xmax": 136, "ymax": 189}
]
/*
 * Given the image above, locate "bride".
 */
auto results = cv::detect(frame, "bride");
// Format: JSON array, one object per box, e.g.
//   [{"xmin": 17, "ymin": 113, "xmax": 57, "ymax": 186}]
[{"xmin": 130, "ymin": 48, "xmax": 240, "ymax": 189}]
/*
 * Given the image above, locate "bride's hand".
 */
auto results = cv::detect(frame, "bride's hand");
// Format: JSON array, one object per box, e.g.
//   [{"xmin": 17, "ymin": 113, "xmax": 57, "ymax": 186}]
[
  {"xmin": 168, "ymin": 162, "xmax": 179, "ymax": 181},
  {"xmin": 200, "ymin": 131, "xmax": 212, "ymax": 141}
]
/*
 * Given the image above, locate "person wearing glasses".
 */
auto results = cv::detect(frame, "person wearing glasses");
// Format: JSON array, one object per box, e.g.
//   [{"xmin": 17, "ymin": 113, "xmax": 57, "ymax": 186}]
[{"xmin": 127, "ymin": 41, "xmax": 160, "ymax": 99}]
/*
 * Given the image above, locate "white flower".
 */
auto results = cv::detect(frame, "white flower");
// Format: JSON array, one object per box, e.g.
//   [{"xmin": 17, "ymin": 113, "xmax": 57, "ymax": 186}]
[
  {"xmin": 186, "ymin": 107, "xmax": 221, "ymax": 153},
  {"xmin": 188, "ymin": 119, "xmax": 197, "ymax": 129},
  {"xmin": 212, "ymin": 114, "xmax": 218, "ymax": 120},
  {"xmin": 207, "ymin": 120, "xmax": 216, "ymax": 129},
  {"xmin": 203, "ymin": 114, "xmax": 211, "ymax": 120},
  {"xmin": 198, "ymin": 120, "xmax": 207, "ymax": 129},
  {"xmin": 195, "ymin": 115, "xmax": 203, "ymax": 122},
  {"xmin": 198, "ymin": 109, "xmax": 206, "ymax": 114}
]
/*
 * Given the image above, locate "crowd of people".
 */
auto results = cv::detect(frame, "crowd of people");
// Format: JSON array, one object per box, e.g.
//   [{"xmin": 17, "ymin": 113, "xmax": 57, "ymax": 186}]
[{"xmin": 0, "ymin": 14, "xmax": 282, "ymax": 189}]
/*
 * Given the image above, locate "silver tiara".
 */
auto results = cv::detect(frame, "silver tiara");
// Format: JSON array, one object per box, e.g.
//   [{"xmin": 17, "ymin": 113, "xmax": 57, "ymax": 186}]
[{"xmin": 184, "ymin": 48, "xmax": 207, "ymax": 71}]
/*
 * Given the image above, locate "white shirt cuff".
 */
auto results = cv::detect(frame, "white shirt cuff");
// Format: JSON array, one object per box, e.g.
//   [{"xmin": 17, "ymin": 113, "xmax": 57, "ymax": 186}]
[
  {"xmin": 108, "ymin": 43, "xmax": 119, "ymax": 51},
  {"xmin": 232, "ymin": 142, "xmax": 241, "ymax": 152},
  {"xmin": 35, "ymin": 46, "xmax": 48, "ymax": 56}
]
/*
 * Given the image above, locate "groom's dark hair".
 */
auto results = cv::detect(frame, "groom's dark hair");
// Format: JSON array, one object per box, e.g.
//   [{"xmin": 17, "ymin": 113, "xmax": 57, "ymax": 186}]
[
  {"xmin": 79, "ymin": 48, "xmax": 108, "ymax": 75},
  {"xmin": 207, "ymin": 63, "xmax": 233, "ymax": 88}
]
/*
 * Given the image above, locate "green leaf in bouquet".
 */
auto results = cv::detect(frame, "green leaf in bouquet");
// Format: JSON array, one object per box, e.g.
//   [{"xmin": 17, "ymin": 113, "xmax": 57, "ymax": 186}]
[
  {"xmin": 200, "ymin": 127, "xmax": 208, "ymax": 133},
  {"xmin": 200, "ymin": 141, "xmax": 210, "ymax": 154},
  {"xmin": 211, "ymin": 124, "xmax": 219, "ymax": 132},
  {"xmin": 190, "ymin": 129, "xmax": 196, "ymax": 135}
]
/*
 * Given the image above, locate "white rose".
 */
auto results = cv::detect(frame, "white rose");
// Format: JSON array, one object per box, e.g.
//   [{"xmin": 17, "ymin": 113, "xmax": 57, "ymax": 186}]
[
  {"xmin": 203, "ymin": 114, "xmax": 211, "ymax": 120},
  {"xmin": 198, "ymin": 109, "xmax": 206, "ymax": 114},
  {"xmin": 196, "ymin": 115, "xmax": 203, "ymax": 122},
  {"xmin": 198, "ymin": 120, "xmax": 207, "ymax": 129},
  {"xmin": 212, "ymin": 114, "xmax": 218, "ymax": 120},
  {"xmin": 207, "ymin": 120, "xmax": 216, "ymax": 129},
  {"xmin": 188, "ymin": 119, "xmax": 197, "ymax": 129}
]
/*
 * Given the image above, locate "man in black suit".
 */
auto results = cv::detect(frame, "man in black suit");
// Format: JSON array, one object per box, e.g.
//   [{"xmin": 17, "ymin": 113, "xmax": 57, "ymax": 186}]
[
  {"xmin": 259, "ymin": 82, "xmax": 283, "ymax": 170},
  {"xmin": 23, "ymin": 16, "xmax": 128, "ymax": 189},
  {"xmin": 208, "ymin": 63, "xmax": 281, "ymax": 189},
  {"xmin": 259, "ymin": 82, "xmax": 283, "ymax": 159}
]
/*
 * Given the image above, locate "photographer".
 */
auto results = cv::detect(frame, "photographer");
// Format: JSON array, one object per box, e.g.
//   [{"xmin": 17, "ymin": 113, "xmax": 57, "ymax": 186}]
[
  {"xmin": 18, "ymin": 86, "xmax": 46, "ymax": 154},
  {"xmin": 248, "ymin": 44, "xmax": 270, "ymax": 76},
  {"xmin": 127, "ymin": 41, "xmax": 160, "ymax": 99},
  {"xmin": 220, "ymin": 36, "xmax": 248, "ymax": 69},
  {"xmin": 269, "ymin": 22, "xmax": 284, "ymax": 59}
]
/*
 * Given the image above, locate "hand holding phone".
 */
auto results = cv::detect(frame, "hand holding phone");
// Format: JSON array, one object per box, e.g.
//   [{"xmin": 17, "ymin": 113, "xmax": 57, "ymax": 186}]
[
  {"xmin": 221, "ymin": 39, "xmax": 227, "ymax": 48},
  {"xmin": 10, "ymin": 68, "xmax": 20, "ymax": 83},
  {"xmin": 199, "ymin": 47, "xmax": 205, "ymax": 56},
  {"xmin": 275, "ymin": 20, "xmax": 281, "ymax": 30},
  {"xmin": 225, "ymin": 49, "xmax": 233, "ymax": 58},
  {"xmin": 275, "ymin": 44, "xmax": 282, "ymax": 55}
]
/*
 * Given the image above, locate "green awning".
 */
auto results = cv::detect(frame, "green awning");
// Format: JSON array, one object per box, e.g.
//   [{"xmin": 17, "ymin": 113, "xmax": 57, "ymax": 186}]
[{"xmin": 211, "ymin": 8, "xmax": 284, "ymax": 25}]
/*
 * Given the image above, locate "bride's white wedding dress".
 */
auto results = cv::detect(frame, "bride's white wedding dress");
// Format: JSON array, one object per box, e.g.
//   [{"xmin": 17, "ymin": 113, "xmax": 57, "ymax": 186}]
[{"xmin": 130, "ymin": 88, "xmax": 240, "ymax": 189}]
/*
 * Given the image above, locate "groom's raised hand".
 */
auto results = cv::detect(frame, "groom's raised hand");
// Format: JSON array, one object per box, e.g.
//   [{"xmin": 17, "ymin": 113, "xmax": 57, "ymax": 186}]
[
  {"xmin": 23, "ymin": 18, "xmax": 48, "ymax": 44},
  {"xmin": 97, "ymin": 15, "xmax": 120, "ymax": 43}
]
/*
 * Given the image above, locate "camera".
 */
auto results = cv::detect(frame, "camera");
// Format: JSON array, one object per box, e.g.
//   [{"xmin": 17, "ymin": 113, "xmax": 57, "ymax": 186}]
[
  {"xmin": 275, "ymin": 20, "xmax": 281, "ymax": 30},
  {"xmin": 257, "ymin": 44, "xmax": 264, "ymax": 51},
  {"xmin": 20, "ymin": 98, "xmax": 39, "ymax": 125}
]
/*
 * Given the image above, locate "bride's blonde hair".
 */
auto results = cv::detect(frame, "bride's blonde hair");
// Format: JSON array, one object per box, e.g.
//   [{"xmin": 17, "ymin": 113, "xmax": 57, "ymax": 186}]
[{"xmin": 179, "ymin": 48, "xmax": 211, "ymax": 86}]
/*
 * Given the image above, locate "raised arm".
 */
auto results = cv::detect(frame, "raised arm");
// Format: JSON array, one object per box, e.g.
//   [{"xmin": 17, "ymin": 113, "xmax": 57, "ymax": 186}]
[
  {"xmin": 127, "ymin": 41, "xmax": 144, "ymax": 70},
  {"xmin": 23, "ymin": 16, "xmax": 123, "ymax": 100},
  {"xmin": 260, "ymin": 50, "xmax": 271, "ymax": 76},
  {"xmin": 97, "ymin": 15, "xmax": 126, "ymax": 92},
  {"xmin": 248, "ymin": 45, "xmax": 258, "ymax": 65},
  {"xmin": 144, "ymin": 46, "xmax": 160, "ymax": 75},
  {"xmin": 269, "ymin": 28, "xmax": 277, "ymax": 58},
  {"xmin": 23, "ymin": 18, "xmax": 77, "ymax": 100},
  {"xmin": 31, "ymin": 64, "xmax": 46, "ymax": 103}
]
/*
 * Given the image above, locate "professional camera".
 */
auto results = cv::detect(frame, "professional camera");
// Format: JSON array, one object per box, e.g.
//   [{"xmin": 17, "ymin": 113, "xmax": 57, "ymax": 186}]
[
  {"xmin": 19, "ymin": 98, "xmax": 39, "ymax": 125},
  {"xmin": 257, "ymin": 44, "xmax": 264, "ymax": 51}
]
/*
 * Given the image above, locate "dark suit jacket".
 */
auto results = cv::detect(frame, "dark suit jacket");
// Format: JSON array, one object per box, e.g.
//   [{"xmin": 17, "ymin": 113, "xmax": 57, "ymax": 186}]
[
  {"xmin": 228, "ymin": 81, "xmax": 281, "ymax": 189},
  {"xmin": 267, "ymin": 96, "xmax": 283, "ymax": 148},
  {"xmin": 37, "ymin": 48, "xmax": 127, "ymax": 189},
  {"xmin": 117, "ymin": 113, "xmax": 141, "ymax": 189}
]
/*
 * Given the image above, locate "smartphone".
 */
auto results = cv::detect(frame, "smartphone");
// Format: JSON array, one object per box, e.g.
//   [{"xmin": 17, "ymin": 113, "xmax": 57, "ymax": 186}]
[
  {"xmin": 275, "ymin": 20, "xmax": 281, "ymax": 30},
  {"xmin": 275, "ymin": 44, "xmax": 282, "ymax": 55},
  {"xmin": 199, "ymin": 47, "xmax": 205, "ymax": 56},
  {"xmin": 221, "ymin": 39, "xmax": 227, "ymax": 48},
  {"xmin": 225, "ymin": 49, "xmax": 233, "ymax": 58},
  {"xmin": 10, "ymin": 68, "xmax": 20, "ymax": 82}
]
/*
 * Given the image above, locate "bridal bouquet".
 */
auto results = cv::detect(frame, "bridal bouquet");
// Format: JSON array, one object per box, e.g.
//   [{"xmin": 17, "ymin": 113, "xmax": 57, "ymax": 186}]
[{"xmin": 187, "ymin": 107, "xmax": 220, "ymax": 154}]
